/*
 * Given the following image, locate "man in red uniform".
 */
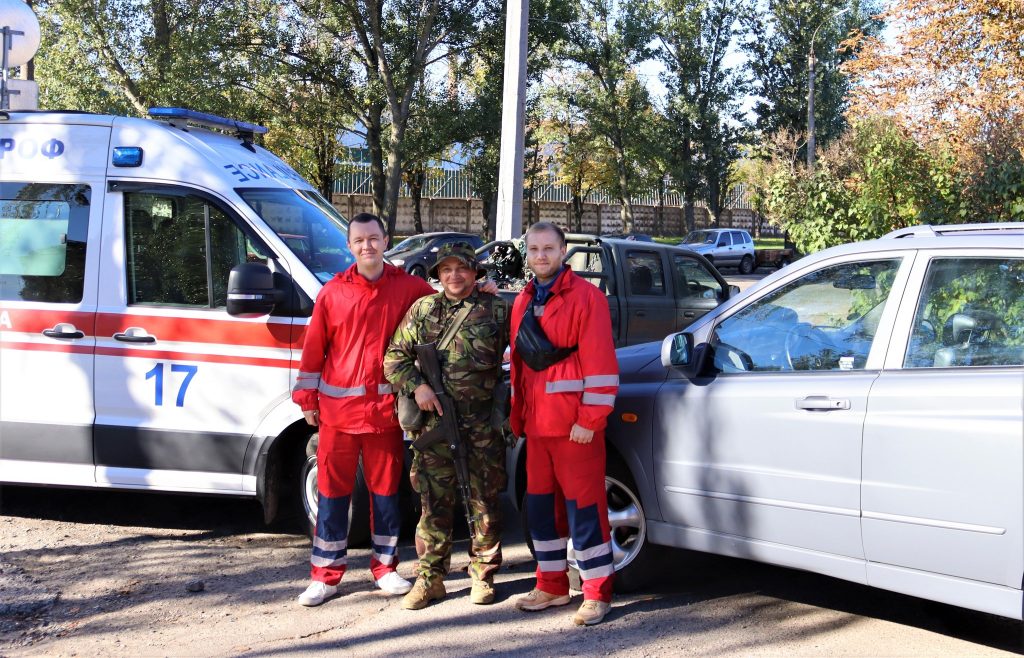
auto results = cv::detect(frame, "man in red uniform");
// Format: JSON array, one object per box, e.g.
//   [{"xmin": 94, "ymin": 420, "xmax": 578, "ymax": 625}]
[
  {"xmin": 509, "ymin": 222, "xmax": 619, "ymax": 626},
  {"xmin": 291, "ymin": 213, "xmax": 434, "ymax": 606}
]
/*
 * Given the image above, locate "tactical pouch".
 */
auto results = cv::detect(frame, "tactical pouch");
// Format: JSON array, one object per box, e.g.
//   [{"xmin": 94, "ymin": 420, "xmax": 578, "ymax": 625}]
[
  {"xmin": 397, "ymin": 395, "xmax": 425, "ymax": 431},
  {"xmin": 515, "ymin": 305, "xmax": 577, "ymax": 371},
  {"xmin": 490, "ymin": 378, "xmax": 511, "ymax": 431}
]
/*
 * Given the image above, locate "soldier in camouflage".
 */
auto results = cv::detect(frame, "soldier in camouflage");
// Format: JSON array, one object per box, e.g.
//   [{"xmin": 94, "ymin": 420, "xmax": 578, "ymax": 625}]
[{"xmin": 384, "ymin": 242, "xmax": 510, "ymax": 610}]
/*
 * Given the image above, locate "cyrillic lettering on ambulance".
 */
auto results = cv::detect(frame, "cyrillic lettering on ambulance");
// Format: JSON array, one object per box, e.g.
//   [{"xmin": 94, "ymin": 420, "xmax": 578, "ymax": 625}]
[
  {"xmin": 0, "ymin": 138, "xmax": 66, "ymax": 160},
  {"xmin": 0, "ymin": 311, "xmax": 11, "ymax": 330}
]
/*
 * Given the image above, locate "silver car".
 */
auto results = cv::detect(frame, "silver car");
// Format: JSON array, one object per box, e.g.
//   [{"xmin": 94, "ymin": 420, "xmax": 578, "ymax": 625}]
[
  {"xmin": 681, "ymin": 228, "xmax": 756, "ymax": 274},
  {"xmin": 511, "ymin": 223, "xmax": 1024, "ymax": 619}
]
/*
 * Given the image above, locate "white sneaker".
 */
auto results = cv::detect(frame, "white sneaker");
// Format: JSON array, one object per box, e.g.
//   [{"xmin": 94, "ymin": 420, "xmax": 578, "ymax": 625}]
[
  {"xmin": 297, "ymin": 580, "xmax": 338, "ymax": 606},
  {"xmin": 375, "ymin": 571, "xmax": 413, "ymax": 595}
]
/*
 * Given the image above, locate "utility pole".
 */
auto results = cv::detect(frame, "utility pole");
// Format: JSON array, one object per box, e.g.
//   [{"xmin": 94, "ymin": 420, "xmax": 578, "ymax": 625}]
[
  {"xmin": 807, "ymin": 6, "xmax": 851, "ymax": 171},
  {"xmin": 495, "ymin": 0, "xmax": 529, "ymax": 240}
]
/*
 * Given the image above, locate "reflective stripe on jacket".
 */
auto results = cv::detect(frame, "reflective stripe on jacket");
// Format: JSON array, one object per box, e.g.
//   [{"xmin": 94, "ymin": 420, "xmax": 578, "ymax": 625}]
[
  {"xmin": 292, "ymin": 263, "xmax": 434, "ymax": 433},
  {"xmin": 510, "ymin": 268, "xmax": 618, "ymax": 438}
]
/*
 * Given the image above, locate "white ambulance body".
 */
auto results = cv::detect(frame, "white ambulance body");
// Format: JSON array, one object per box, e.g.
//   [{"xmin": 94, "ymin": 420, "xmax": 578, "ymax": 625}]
[{"xmin": 0, "ymin": 108, "xmax": 350, "ymax": 521}]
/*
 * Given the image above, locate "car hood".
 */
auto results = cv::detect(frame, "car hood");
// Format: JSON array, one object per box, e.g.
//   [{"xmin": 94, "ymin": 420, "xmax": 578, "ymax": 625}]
[{"xmin": 616, "ymin": 341, "xmax": 664, "ymax": 379}]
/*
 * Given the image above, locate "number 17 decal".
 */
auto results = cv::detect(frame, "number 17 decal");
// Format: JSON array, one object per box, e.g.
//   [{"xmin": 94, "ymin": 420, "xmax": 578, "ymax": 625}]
[{"xmin": 145, "ymin": 363, "xmax": 199, "ymax": 407}]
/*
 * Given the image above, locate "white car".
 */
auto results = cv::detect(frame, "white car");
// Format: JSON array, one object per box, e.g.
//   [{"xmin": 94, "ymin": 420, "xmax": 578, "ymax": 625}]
[{"xmin": 681, "ymin": 228, "xmax": 756, "ymax": 274}]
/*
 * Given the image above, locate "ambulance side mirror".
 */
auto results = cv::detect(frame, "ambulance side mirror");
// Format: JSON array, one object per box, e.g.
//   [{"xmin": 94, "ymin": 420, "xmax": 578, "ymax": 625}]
[{"xmin": 227, "ymin": 262, "xmax": 280, "ymax": 317}]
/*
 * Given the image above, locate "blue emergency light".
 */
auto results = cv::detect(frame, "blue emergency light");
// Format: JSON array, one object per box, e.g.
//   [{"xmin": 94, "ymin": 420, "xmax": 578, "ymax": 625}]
[
  {"xmin": 147, "ymin": 107, "xmax": 268, "ymax": 138},
  {"xmin": 112, "ymin": 146, "xmax": 144, "ymax": 167}
]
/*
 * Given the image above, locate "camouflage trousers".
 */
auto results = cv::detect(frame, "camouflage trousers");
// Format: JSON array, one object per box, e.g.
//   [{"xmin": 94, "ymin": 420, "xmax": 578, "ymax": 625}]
[{"xmin": 409, "ymin": 414, "xmax": 507, "ymax": 585}]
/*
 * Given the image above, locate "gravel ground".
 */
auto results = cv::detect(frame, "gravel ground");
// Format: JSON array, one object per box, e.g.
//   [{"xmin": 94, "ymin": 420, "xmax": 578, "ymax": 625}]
[{"xmin": 2, "ymin": 485, "xmax": 1022, "ymax": 657}]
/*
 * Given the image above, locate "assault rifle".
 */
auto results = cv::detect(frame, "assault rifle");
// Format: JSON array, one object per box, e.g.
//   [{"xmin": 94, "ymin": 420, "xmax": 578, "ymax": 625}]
[{"xmin": 410, "ymin": 342, "xmax": 477, "ymax": 545}]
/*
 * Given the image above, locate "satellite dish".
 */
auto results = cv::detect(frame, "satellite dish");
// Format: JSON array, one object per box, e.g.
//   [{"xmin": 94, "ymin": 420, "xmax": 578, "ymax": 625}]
[{"xmin": 0, "ymin": 0, "xmax": 41, "ymax": 67}]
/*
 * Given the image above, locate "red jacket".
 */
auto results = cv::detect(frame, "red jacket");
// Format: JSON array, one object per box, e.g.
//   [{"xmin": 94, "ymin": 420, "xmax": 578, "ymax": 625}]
[
  {"xmin": 510, "ymin": 268, "xmax": 619, "ymax": 438},
  {"xmin": 292, "ymin": 264, "xmax": 434, "ymax": 433}
]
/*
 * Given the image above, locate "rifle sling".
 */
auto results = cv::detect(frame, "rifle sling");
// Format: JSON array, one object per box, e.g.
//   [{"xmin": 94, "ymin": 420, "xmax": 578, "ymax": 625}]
[{"xmin": 435, "ymin": 299, "xmax": 475, "ymax": 353}]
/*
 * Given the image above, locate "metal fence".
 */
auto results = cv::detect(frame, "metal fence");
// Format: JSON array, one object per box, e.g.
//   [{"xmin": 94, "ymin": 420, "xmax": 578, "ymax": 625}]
[{"xmin": 334, "ymin": 165, "xmax": 753, "ymax": 210}]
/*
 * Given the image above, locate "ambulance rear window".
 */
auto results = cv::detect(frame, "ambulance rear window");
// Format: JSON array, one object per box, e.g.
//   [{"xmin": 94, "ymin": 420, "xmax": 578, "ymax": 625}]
[{"xmin": 0, "ymin": 183, "xmax": 91, "ymax": 303}]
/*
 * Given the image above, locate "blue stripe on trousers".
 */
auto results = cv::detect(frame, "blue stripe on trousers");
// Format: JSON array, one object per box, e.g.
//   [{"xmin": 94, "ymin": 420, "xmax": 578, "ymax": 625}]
[
  {"xmin": 566, "ymin": 499, "xmax": 604, "ymax": 551},
  {"xmin": 526, "ymin": 492, "xmax": 560, "ymax": 541},
  {"xmin": 314, "ymin": 493, "xmax": 351, "ymax": 560}
]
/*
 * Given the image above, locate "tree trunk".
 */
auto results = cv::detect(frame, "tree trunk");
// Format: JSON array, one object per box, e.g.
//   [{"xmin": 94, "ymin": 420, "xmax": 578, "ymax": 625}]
[
  {"xmin": 410, "ymin": 167, "xmax": 425, "ymax": 234},
  {"xmin": 684, "ymin": 188, "xmax": 696, "ymax": 234},
  {"xmin": 365, "ymin": 105, "xmax": 387, "ymax": 219},
  {"xmin": 483, "ymin": 191, "xmax": 498, "ymax": 241},
  {"xmin": 313, "ymin": 127, "xmax": 336, "ymax": 201}
]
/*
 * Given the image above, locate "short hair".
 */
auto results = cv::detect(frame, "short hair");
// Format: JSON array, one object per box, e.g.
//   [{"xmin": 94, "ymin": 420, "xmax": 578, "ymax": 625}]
[
  {"xmin": 349, "ymin": 212, "xmax": 387, "ymax": 236},
  {"xmin": 525, "ymin": 221, "xmax": 566, "ymax": 246}
]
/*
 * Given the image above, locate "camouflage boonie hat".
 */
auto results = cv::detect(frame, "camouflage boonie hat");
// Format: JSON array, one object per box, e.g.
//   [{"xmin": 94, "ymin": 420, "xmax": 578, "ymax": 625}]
[{"xmin": 428, "ymin": 241, "xmax": 488, "ymax": 280}]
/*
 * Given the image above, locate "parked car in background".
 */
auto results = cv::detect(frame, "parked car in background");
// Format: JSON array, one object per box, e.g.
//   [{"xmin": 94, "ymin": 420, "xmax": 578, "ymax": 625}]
[
  {"xmin": 681, "ymin": 228, "xmax": 756, "ymax": 274},
  {"xmin": 602, "ymin": 232, "xmax": 655, "ymax": 242},
  {"xmin": 511, "ymin": 222, "xmax": 1024, "ymax": 619},
  {"xmin": 385, "ymin": 231, "xmax": 484, "ymax": 278}
]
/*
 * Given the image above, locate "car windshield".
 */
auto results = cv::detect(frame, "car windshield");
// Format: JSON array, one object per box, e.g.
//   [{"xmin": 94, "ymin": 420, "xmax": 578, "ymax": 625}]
[
  {"xmin": 237, "ymin": 188, "xmax": 354, "ymax": 283},
  {"xmin": 390, "ymin": 236, "xmax": 431, "ymax": 253},
  {"xmin": 683, "ymin": 231, "xmax": 716, "ymax": 245}
]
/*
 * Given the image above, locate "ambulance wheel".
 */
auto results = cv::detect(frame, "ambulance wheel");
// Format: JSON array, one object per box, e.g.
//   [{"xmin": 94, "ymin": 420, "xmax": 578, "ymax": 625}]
[
  {"xmin": 299, "ymin": 433, "xmax": 371, "ymax": 547},
  {"xmin": 566, "ymin": 460, "xmax": 662, "ymax": 593}
]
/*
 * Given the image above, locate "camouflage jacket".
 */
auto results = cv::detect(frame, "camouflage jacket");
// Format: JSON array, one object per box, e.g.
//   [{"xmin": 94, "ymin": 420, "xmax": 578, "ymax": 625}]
[{"xmin": 384, "ymin": 289, "xmax": 510, "ymax": 422}]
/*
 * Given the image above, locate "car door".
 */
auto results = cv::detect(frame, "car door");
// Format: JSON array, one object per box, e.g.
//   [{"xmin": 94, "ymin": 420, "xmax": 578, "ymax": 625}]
[
  {"xmin": 653, "ymin": 254, "xmax": 910, "ymax": 578},
  {"xmin": 669, "ymin": 253, "xmax": 723, "ymax": 330},
  {"xmin": 0, "ymin": 179, "xmax": 101, "ymax": 486},
  {"xmin": 712, "ymin": 231, "xmax": 734, "ymax": 266},
  {"xmin": 92, "ymin": 186, "xmax": 291, "ymax": 492},
  {"xmin": 623, "ymin": 249, "xmax": 676, "ymax": 344},
  {"xmin": 862, "ymin": 252, "xmax": 1024, "ymax": 603}
]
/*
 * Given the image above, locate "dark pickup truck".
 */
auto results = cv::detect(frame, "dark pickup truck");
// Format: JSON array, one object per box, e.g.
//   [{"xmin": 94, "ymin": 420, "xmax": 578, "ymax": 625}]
[{"xmin": 482, "ymin": 234, "xmax": 740, "ymax": 346}]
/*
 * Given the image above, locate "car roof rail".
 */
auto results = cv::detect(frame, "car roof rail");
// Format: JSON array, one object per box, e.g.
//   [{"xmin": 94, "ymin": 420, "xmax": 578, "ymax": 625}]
[{"xmin": 883, "ymin": 222, "xmax": 1024, "ymax": 239}]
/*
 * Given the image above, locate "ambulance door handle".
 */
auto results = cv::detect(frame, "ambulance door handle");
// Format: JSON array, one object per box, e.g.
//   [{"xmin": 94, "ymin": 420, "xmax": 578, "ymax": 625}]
[
  {"xmin": 113, "ymin": 327, "xmax": 157, "ymax": 344},
  {"xmin": 42, "ymin": 323, "xmax": 85, "ymax": 340}
]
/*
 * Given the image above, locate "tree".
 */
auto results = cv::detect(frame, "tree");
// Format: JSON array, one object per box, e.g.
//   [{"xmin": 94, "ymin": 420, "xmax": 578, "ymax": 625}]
[
  {"xmin": 844, "ymin": 0, "xmax": 1024, "ymax": 220},
  {"xmin": 287, "ymin": 0, "xmax": 486, "ymax": 237},
  {"xmin": 763, "ymin": 117, "xmax": 968, "ymax": 253},
  {"xmin": 560, "ymin": 0, "xmax": 656, "ymax": 232},
  {"xmin": 741, "ymin": 0, "xmax": 880, "ymax": 161},
  {"xmin": 33, "ymin": 0, "xmax": 280, "ymax": 119},
  {"xmin": 656, "ymin": 0, "xmax": 749, "ymax": 233}
]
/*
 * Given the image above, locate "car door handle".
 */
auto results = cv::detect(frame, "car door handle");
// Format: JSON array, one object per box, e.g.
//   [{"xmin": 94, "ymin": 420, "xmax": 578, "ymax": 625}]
[
  {"xmin": 795, "ymin": 396, "xmax": 850, "ymax": 411},
  {"xmin": 42, "ymin": 323, "xmax": 85, "ymax": 340},
  {"xmin": 634, "ymin": 311, "xmax": 646, "ymax": 317},
  {"xmin": 683, "ymin": 311, "xmax": 695, "ymax": 318},
  {"xmin": 113, "ymin": 327, "xmax": 157, "ymax": 344}
]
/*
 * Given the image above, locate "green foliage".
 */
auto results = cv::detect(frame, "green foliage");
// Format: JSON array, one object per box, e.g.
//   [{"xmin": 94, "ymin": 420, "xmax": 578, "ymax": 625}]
[{"xmin": 762, "ymin": 117, "xmax": 1018, "ymax": 255}]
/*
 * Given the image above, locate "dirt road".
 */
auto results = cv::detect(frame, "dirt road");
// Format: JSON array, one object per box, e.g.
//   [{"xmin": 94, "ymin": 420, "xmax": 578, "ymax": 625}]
[{"xmin": 2, "ymin": 485, "xmax": 1021, "ymax": 657}]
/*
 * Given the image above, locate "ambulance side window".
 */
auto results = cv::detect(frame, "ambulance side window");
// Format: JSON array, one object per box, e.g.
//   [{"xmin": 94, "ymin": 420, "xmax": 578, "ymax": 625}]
[
  {"xmin": 0, "ymin": 182, "xmax": 91, "ymax": 303},
  {"xmin": 125, "ymin": 191, "xmax": 267, "ymax": 308}
]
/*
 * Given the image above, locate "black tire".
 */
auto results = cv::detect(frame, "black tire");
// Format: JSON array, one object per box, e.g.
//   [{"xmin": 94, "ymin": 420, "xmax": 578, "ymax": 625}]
[
  {"xmin": 298, "ymin": 433, "xmax": 371, "ymax": 547},
  {"xmin": 739, "ymin": 254, "xmax": 754, "ymax": 275},
  {"xmin": 409, "ymin": 264, "xmax": 427, "ymax": 279}
]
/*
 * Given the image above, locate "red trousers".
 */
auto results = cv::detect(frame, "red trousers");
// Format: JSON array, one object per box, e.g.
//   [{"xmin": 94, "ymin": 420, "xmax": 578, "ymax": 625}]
[
  {"xmin": 525, "ymin": 431, "xmax": 614, "ymax": 602},
  {"xmin": 311, "ymin": 426, "xmax": 404, "ymax": 584}
]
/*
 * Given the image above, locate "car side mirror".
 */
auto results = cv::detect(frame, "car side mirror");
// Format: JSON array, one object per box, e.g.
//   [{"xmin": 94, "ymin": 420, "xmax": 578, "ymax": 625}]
[
  {"xmin": 227, "ymin": 262, "xmax": 281, "ymax": 317},
  {"xmin": 661, "ymin": 332, "xmax": 693, "ymax": 367},
  {"xmin": 726, "ymin": 284, "xmax": 741, "ymax": 299}
]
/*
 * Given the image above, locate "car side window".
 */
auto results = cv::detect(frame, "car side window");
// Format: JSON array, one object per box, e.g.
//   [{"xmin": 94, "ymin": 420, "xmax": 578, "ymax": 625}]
[
  {"xmin": 710, "ymin": 258, "xmax": 901, "ymax": 373},
  {"xmin": 626, "ymin": 251, "xmax": 666, "ymax": 296},
  {"xmin": 0, "ymin": 182, "xmax": 91, "ymax": 303},
  {"xmin": 672, "ymin": 254, "xmax": 722, "ymax": 300},
  {"xmin": 904, "ymin": 257, "xmax": 1024, "ymax": 368},
  {"xmin": 717, "ymin": 232, "xmax": 731, "ymax": 247},
  {"xmin": 125, "ymin": 191, "xmax": 267, "ymax": 308},
  {"xmin": 730, "ymin": 231, "xmax": 745, "ymax": 245}
]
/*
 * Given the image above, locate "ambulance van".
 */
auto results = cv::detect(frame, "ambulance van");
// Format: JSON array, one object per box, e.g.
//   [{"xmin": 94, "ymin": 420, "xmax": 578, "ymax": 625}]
[{"xmin": 0, "ymin": 107, "xmax": 352, "ymax": 526}]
